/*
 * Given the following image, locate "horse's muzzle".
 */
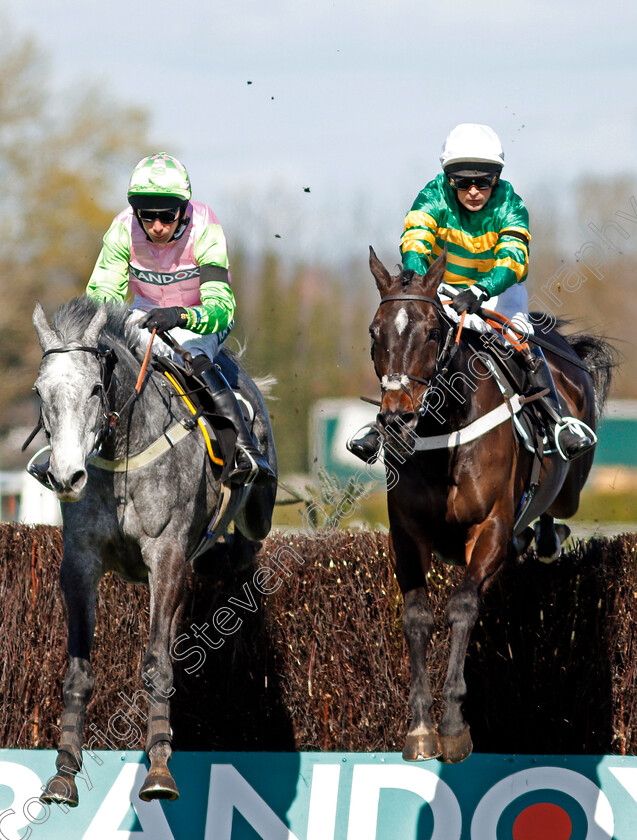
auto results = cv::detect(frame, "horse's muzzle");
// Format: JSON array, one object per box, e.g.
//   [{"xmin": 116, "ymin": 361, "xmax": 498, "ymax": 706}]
[{"xmin": 47, "ymin": 464, "xmax": 88, "ymax": 502}]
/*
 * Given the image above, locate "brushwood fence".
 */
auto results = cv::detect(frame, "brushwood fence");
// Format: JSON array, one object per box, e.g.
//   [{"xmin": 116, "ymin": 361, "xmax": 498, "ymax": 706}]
[{"xmin": 1, "ymin": 523, "xmax": 636, "ymax": 755}]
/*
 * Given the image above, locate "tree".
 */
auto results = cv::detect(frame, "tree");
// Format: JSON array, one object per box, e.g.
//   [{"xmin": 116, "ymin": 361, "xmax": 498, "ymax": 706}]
[
  {"xmin": 0, "ymin": 26, "xmax": 153, "ymax": 435},
  {"xmin": 527, "ymin": 179, "xmax": 637, "ymax": 399},
  {"xmin": 232, "ymin": 249, "xmax": 376, "ymax": 475}
]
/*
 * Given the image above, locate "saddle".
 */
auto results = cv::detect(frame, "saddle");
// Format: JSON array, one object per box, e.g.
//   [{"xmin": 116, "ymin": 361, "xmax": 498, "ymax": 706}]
[
  {"xmin": 151, "ymin": 354, "xmax": 251, "ymax": 485},
  {"xmin": 460, "ymin": 329, "xmax": 555, "ymax": 530},
  {"xmin": 462, "ymin": 329, "xmax": 550, "ymax": 454}
]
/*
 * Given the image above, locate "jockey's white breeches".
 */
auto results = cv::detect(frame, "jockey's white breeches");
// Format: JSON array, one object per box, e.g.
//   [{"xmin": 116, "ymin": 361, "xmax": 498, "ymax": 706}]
[
  {"xmin": 129, "ymin": 308, "xmax": 232, "ymax": 363},
  {"xmin": 438, "ymin": 282, "xmax": 533, "ymax": 342}
]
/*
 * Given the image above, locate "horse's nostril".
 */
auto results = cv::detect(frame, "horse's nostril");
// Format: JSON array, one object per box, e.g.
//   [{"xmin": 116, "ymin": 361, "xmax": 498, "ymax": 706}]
[{"xmin": 71, "ymin": 470, "xmax": 87, "ymax": 489}]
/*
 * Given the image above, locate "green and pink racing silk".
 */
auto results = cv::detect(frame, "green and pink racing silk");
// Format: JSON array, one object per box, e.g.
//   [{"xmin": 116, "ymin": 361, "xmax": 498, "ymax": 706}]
[{"xmin": 86, "ymin": 201, "xmax": 235, "ymax": 335}]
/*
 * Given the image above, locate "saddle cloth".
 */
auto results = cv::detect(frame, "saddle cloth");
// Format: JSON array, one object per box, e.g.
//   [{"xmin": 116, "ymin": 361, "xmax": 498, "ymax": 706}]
[
  {"xmin": 151, "ymin": 355, "xmax": 242, "ymax": 483},
  {"xmin": 461, "ymin": 329, "xmax": 553, "ymax": 456}
]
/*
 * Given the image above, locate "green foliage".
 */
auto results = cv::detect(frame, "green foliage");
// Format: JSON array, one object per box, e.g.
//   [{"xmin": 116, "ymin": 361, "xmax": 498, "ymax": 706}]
[{"xmin": 276, "ymin": 467, "xmax": 377, "ymax": 533}]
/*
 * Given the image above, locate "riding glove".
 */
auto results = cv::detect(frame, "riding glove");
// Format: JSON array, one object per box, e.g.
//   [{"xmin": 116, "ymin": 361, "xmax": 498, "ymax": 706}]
[
  {"xmin": 139, "ymin": 307, "xmax": 188, "ymax": 332},
  {"xmin": 450, "ymin": 286, "xmax": 489, "ymax": 315}
]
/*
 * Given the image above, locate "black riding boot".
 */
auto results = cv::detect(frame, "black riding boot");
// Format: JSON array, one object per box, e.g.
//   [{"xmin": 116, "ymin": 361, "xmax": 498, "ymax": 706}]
[
  {"xmin": 526, "ymin": 347, "xmax": 595, "ymax": 460},
  {"xmin": 200, "ymin": 367, "xmax": 276, "ymax": 486},
  {"xmin": 346, "ymin": 425, "xmax": 382, "ymax": 463}
]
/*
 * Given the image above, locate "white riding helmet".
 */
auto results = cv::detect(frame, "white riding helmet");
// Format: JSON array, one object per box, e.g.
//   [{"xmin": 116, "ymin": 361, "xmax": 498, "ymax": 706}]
[{"xmin": 440, "ymin": 124, "xmax": 505, "ymax": 172}]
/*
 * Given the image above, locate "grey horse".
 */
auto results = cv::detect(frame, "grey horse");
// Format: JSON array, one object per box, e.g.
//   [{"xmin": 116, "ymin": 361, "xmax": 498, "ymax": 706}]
[{"xmin": 31, "ymin": 296, "xmax": 277, "ymax": 806}]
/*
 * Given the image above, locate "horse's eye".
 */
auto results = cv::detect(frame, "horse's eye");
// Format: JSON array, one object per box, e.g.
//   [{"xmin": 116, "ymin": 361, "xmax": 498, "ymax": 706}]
[
  {"xmin": 90, "ymin": 383, "xmax": 103, "ymax": 398},
  {"xmin": 429, "ymin": 329, "xmax": 441, "ymax": 342}
]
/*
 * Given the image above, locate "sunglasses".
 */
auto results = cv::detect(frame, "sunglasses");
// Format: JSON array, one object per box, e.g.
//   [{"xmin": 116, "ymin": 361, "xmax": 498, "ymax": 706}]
[
  {"xmin": 447, "ymin": 173, "xmax": 499, "ymax": 191},
  {"xmin": 137, "ymin": 207, "xmax": 181, "ymax": 224}
]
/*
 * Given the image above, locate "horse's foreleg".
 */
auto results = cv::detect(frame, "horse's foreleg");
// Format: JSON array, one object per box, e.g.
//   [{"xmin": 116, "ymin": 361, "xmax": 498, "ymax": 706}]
[
  {"xmin": 402, "ymin": 587, "xmax": 440, "ymax": 760},
  {"xmin": 138, "ymin": 548, "xmax": 186, "ymax": 802},
  {"xmin": 438, "ymin": 581, "xmax": 480, "ymax": 763},
  {"xmin": 390, "ymin": 527, "xmax": 439, "ymax": 760},
  {"xmin": 42, "ymin": 560, "xmax": 98, "ymax": 807},
  {"xmin": 439, "ymin": 518, "xmax": 508, "ymax": 763}
]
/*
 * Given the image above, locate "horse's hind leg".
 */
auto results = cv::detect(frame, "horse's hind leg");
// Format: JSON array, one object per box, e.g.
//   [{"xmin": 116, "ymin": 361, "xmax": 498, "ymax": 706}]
[
  {"xmin": 534, "ymin": 513, "xmax": 570, "ymax": 563},
  {"xmin": 228, "ymin": 482, "xmax": 277, "ymax": 570},
  {"xmin": 138, "ymin": 545, "xmax": 186, "ymax": 802},
  {"xmin": 42, "ymin": 553, "xmax": 99, "ymax": 807},
  {"xmin": 235, "ymin": 480, "xmax": 277, "ymax": 543}
]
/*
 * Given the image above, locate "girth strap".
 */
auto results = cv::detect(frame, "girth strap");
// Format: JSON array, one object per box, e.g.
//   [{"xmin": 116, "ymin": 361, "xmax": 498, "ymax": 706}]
[
  {"xmin": 412, "ymin": 394, "xmax": 524, "ymax": 451},
  {"xmin": 89, "ymin": 419, "xmax": 195, "ymax": 472}
]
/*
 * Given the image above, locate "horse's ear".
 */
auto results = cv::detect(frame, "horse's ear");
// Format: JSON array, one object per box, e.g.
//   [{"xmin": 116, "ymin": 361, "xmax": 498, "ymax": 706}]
[
  {"xmin": 83, "ymin": 303, "xmax": 108, "ymax": 346},
  {"xmin": 369, "ymin": 246, "xmax": 392, "ymax": 296},
  {"xmin": 423, "ymin": 246, "xmax": 448, "ymax": 293},
  {"xmin": 33, "ymin": 301, "xmax": 60, "ymax": 352}
]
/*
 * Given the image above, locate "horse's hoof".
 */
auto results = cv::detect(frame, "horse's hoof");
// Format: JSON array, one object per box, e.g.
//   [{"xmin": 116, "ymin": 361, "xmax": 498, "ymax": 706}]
[
  {"xmin": 40, "ymin": 773, "xmax": 79, "ymax": 808},
  {"xmin": 439, "ymin": 729, "xmax": 473, "ymax": 764},
  {"xmin": 402, "ymin": 731, "xmax": 441, "ymax": 761},
  {"xmin": 138, "ymin": 770, "xmax": 179, "ymax": 802}
]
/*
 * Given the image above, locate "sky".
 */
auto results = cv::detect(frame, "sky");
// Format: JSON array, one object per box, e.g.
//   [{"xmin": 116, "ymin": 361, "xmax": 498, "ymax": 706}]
[{"xmin": 7, "ymin": 0, "xmax": 637, "ymax": 265}]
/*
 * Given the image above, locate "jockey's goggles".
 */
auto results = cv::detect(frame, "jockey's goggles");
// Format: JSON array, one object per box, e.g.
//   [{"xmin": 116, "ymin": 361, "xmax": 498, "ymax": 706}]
[
  {"xmin": 447, "ymin": 173, "xmax": 499, "ymax": 191},
  {"xmin": 137, "ymin": 207, "xmax": 181, "ymax": 224}
]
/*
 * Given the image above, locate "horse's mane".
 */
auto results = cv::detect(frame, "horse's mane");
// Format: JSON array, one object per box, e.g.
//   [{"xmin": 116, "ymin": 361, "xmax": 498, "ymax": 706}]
[
  {"xmin": 398, "ymin": 267, "xmax": 417, "ymax": 288},
  {"xmin": 51, "ymin": 297, "xmax": 278, "ymax": 396},
  {"xmin": 51, "ymin": 296, "xmax": 143, "ymax": 356}
]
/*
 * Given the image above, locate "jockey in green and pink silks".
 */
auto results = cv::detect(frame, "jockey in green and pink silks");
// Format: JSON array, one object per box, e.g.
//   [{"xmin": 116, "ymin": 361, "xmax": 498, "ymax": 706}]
[
  {"xmin": 86, "ymin": 153, "xmax": 275, "ymax": 486},
  {"xmin": 87, "ymin": 153, "xmax": 234, "ymax": 341}
]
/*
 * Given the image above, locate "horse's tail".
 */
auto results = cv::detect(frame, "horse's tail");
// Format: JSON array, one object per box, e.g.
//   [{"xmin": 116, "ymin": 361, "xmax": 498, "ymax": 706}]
[
  {"xmin": 221, "ymin": 343, "xmax": 278, "ymax": 398},
  {"xmin": 252, "ymin": 373, "xmax": 277, "ymax": 398},
  {"xmin": 564, "ymin": 332, "xmax": 617, "ymax": 420}
]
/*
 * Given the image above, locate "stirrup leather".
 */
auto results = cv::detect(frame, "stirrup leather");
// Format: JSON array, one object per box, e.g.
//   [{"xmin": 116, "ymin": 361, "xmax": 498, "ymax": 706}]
[{"xmin": 554, "ymin": 417, "xmax": 597, "ymax": 461}]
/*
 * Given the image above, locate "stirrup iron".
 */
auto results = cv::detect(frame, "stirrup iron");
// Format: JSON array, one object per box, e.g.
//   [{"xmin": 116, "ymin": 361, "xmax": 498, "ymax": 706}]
[
  {"xmin": 233, "ymin": 445, "xmax": 260, "ymax": 485},
  {"xmin": 26, "ymin": 446, "xmax": 54, "ymax": 490},
  {"xmin": 554, "ymin": 417, "xmax": 597, "ymax": 461}
]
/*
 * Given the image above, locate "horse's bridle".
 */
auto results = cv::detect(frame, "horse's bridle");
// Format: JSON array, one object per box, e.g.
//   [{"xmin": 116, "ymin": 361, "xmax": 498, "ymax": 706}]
[
  {"xmin": 23, "ymin": 344, "xmax": 119, "ymax": 456},
  {"xmin": 376, "ymin": 293, "xmax": 458, "ymax": 410}
]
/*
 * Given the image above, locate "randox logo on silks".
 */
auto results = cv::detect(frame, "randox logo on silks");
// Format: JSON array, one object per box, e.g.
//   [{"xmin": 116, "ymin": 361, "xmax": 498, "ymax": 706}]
[
  {"xmin": 0, "ymin": 751, "xmax": 636, "ymax": 839},
  {"xmin": 129, "ymin": 266, "xmax": 200, "ymax": 286}
]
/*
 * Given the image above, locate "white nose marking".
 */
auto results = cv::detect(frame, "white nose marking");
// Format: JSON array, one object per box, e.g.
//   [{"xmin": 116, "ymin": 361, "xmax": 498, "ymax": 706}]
[
  {"xmin": 381, "ymin": 374, "xmax": 410, "ymax": 391},
  {"xmin": 395, "ymin": 307, "xmax": 408, "ymax": 335}
]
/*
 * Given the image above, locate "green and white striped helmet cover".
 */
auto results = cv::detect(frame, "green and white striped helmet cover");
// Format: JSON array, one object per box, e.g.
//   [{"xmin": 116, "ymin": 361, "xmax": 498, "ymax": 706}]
[{"xmin": 127, "ymin": 153, "xmax": 192, "ymax": 202}]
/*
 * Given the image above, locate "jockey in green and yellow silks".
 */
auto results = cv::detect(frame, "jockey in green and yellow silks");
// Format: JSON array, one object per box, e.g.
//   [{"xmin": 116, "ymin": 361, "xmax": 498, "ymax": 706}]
[
  {"xmin": 400, "ymin": 173, "xmax": 530, "ymax": 298},
  {"xmin": 347, "ymin": 124, "xmax": 595, "ymax": 464}
]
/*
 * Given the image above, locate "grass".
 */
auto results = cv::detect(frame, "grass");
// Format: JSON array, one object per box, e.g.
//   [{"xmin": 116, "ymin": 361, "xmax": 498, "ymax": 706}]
[{"xmin": 273, "ymin": 476, "xmax": 637, "ymax": 533}]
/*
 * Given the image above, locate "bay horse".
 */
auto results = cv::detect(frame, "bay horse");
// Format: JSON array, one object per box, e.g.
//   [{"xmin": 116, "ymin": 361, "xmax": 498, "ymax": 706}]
[
  {"xmin": 367, "ymin": 247, "xmax": 614, "ymax": 763},
  {"xmin": 31, "ymin": 296, "xmax": 277, "ymax": 805}
]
